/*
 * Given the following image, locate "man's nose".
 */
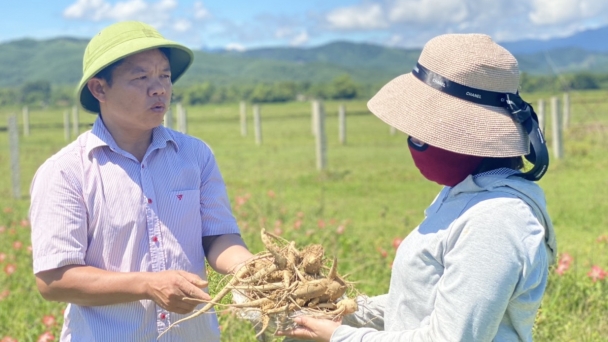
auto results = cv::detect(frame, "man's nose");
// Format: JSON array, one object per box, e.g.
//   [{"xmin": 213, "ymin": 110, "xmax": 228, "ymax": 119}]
[{"xmin": 149, "ymin": 78, "xmax": 167, "ymax": 96}]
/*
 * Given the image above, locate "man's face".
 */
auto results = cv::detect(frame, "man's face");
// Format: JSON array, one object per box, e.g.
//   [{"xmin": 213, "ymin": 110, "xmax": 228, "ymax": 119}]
[{"xmin": 96, "ymin": 49, "xmax": 172, "ymax": 132}]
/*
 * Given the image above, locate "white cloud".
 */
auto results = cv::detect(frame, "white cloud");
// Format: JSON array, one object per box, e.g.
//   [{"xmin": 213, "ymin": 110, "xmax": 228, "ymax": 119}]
[
  {"xmin": 290, "ymin": 31, "xmax": 309, "ymax": 46},
  {"xmin": 323, "ymin": 0, "xmax": 608, "ymax": 47},
  {"xmin": 173, "ymin": 19, "xmax": 192, "ymax": 32},
  {"xmin": 111, "ymin": 0, "xmax": 148, "ymax": 20},
  {"xmin": 63, "ymin": 0, "xmax": 186, "ymax": 30},
  {"xmin": 529, "ymin": 0, "xmax": 608, "ymax": 26},
  {"xmin": 64, "ymin": 0, "xmax": 112, "ymax": 20},
  {"xmin": 389, "ymin": 0, "xmax": 468, "ymax": 24},
  {"xmin": 272, "ymin": 27, "xmax": 310, "ymax": 46},
  {"xmin": 60, "ymin": 0, "xmax": 608, "ymax": 49},
  {"xmin": 386, "ymin": 34, "xmax": 404, "ymax": 46},
  {"xmin": 326, "ymin": 3, "xmax": 387, "ymax": 30},
  {"xmin": 193, "ymin": 1, "xmax": 209, "ymax": 20},
  {"xmin": 275, "ymin": 27, "xmax": 292, "ymax": 39},
  {"xmin": 225, "ymin": 43, "xmax": 246, "ymax": 52}
]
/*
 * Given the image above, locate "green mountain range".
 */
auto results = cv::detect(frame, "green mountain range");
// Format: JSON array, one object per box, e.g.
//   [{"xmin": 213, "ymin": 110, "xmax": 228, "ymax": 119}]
[{"xmin": 1, "ymin": 37, "xmax": 607, "ymax": 88}]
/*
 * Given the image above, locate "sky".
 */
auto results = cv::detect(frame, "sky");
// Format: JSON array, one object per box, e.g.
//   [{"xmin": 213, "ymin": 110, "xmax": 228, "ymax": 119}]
[{"xmin": 1, "ymin": 0, "xmax": 608, "ymax": 51}]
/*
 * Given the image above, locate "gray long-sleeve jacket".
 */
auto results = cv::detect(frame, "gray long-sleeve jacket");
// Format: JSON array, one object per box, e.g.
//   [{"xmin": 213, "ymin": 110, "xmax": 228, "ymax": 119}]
[{"xmin": 334, "ymin": 172, "xmax": 557, "ymax": 342}]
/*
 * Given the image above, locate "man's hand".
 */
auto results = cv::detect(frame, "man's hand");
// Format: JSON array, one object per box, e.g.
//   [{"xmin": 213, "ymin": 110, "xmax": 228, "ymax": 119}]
[
  {"xmin": 276, "ymin": 316, "xmax": 341, "ymax": 342},
  {"xmin": 145, "ymin": 270, "xmax": 211, "ymax": 314},
  {"xmin": 35, "ymin": 265, "xmax": 212, "ymax": 311}
]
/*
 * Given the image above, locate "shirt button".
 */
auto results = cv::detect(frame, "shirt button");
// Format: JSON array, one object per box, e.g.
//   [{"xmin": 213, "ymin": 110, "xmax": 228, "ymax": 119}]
[
  {"xmin": 160, "ymin": 313, "xmax": 166, "ymax": 320},
  {"xmin": 152, "ymin": 236, "xmax": 158, "ymax": 242},
  {"xmin": 141, "ymin": 164, "xmax": 145, "ymax": 169},
  {"xmin": 148, "ymin": 198, "xmax": 153, "ymax": 204}
]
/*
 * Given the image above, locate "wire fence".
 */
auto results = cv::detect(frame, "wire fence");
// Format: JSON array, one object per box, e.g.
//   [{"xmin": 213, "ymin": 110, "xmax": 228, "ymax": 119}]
[{"xmin": 2, "ymin": 90, "xmax": 608, "ymax": 199}]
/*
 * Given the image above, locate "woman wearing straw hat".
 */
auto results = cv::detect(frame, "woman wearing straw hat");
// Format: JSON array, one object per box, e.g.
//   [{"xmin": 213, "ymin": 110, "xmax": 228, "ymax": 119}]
[
  {"xmin": 29, "ymin": 21, "xmax": 253, "ymax": 341},
  {"xmin": 278, "ymin": 34, "xmax": 557, "ymax": 341}
]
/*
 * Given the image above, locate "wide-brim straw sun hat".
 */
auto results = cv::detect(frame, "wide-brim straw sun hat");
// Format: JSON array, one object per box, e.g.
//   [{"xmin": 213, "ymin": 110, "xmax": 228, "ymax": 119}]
[
  {"xmin": 76, "ymin": 21, "xmax": 194, "ymax": 113},
  {"xmin": 368, "ymin": 33, "xmax": 528, "ymax": 157}
]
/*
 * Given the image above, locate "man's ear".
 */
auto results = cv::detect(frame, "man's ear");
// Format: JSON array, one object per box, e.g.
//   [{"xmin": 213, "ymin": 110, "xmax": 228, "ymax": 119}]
[{"xmin": 87, "ymin": 78, "xmax": 107, "ymax": 104}]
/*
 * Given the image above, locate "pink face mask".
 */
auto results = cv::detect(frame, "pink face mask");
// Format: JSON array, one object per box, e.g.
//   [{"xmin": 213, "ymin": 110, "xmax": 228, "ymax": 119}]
[{"xmin": 408, "ymin": 136, "xmax": 484, "ymax": 187}]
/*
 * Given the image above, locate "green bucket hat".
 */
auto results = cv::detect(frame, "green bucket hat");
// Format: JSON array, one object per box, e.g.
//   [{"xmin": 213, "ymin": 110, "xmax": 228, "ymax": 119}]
[{"xmin": 76, "ymin": 21, "xmax": 194, "ymax": 113}]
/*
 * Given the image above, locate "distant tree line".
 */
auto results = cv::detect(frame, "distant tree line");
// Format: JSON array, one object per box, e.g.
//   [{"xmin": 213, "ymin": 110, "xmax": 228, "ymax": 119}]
[
  {"xmin": 0, "ymin": 80, "xmax": 73, "ymax": 107},
  {"xmin": 519, "ymin": 72, "xmax": 608, "ymax": 93},
  {"xmin": 1, "ymin": 72, "xmax": 607, "ymax": 108},
  {"xmin": 0, "ymin": 74, "xmax": 367, "ymax": 108},
  {"xmin": 172, "ymin": 74, "xmax": 366, "ymax": 105}
]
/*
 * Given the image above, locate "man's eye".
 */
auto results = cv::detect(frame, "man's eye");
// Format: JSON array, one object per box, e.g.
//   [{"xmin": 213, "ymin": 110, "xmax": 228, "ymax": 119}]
[{"xmin": 162, "ymin": 74, "xmax": 171, "ymax": 79}]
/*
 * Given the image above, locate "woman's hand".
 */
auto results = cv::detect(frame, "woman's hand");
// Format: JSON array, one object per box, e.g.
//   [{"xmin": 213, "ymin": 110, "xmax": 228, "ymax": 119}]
[{"xmin": 276, "ymin": 316, "xmax": 342, "ymax": 342}]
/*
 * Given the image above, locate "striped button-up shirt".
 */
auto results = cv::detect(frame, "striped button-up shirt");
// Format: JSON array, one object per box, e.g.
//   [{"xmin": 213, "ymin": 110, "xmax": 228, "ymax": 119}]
[{"xmin": 30, "ymin": 116, "xmax": 240, "ymax": 341}]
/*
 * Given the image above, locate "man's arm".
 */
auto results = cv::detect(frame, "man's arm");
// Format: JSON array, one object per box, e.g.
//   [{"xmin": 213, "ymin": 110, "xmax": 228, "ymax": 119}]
[
  {"xmin": 197, "ymin": 145, "xmax": 254, "ymax": 273},
  {"xmin": 35, "ymin": 265, "xmax": 211, "ymax": 314},
  {"xmin": 203, "ymin": 234, "xmax": 253, "ymax": 274}
]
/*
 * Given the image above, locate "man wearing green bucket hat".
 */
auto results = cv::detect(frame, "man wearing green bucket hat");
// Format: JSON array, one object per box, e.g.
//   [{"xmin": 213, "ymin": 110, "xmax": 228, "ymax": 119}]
[{"xmin": 29, "ymin": 21, "xmax": 253, "ymax": 341}]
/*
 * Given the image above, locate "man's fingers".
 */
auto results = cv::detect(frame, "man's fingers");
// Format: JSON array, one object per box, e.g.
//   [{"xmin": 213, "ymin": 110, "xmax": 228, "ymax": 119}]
[
  {"xmin": 183, "ymin": 286, "xmax": 211, "ymax": 300},
  {"xmin": 160, "ymin": 295, "xmax": 200, "ymax": 314},
  {"xmin": 175, "ymin": 271, "xmax": 211, "ymax": 300},
  {"xmin": 178, "ymin": 271, "xmax": 209, "ymax": 288},
  {"xmin": 170, "ymin": 302, "xmax": 198, "ymax": 315},
  {"xmin": 148, "ymin": 271, "xmax": 213, "ymax": 314},
  {"xmin": 183, "ymin": 297, "xmax": 207, "ymax": 304}
]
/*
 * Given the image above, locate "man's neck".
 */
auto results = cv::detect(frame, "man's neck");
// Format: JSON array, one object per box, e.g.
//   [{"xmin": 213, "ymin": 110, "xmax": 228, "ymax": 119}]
[{"xmin": 101, "ymin": 116, "xmax": 153, "ymax": 163}]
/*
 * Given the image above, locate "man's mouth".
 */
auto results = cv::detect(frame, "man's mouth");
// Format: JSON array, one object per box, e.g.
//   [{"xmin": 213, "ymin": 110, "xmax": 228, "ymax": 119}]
[{"xmin": 151, "ymin": 102, "xmax": 166, "ymax": 111}]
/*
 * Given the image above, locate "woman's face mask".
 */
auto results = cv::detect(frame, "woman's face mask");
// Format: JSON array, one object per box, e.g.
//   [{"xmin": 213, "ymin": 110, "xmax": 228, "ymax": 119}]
[{"xmin": 408, "ymin": 136, "xmax": 484, "ymax": 187}]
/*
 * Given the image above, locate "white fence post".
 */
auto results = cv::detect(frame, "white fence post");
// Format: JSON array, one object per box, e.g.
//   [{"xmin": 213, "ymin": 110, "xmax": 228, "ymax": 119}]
[
  {"xmin": 164, "ymin": 107, "xmax": 173, "ymax": 129},
  {"xmin": 313, "ymin": 100, "xmax": 327, "ymax": 170},
  {"xmin": 563, "ymin": 92, "xmax": 570, "ymax": 130},
  {"xmin": 72, "ymin": 105, "xmax": 79, "ymax": 137},
  {"xmin": 177, "ymin": 103, "xmax": 187, "ymax": 134},
  {"xmin": 311, "ymin": 101, "xmax": 318, "ymax": 136},
  {"xmin": 253, "ymin": 104, "xmax": 262, "ymax": 145},
  {"xmin": 63, "ymin": 110, "xmax": 71, "ymax": 141},
  {"xmin": 8, "ymin": 115, "xmax": 21, "ymax": 199},
  {"xmin": 240, "ymin": 101, "xmax": 247, "ymax": 136},
  {"xmin": 22, "ymin": 106, "xmax": 30, "ymax": 137},
  {"xmin": 338, "ymin": 104, "xmax": 346, "ymax": 145},
  {"xmin": 537, "ymin": 99, "xmax": 545, "ymax": 134},
  {"xmin": 551, "ymin": 96, "xmax": 563, "ymax": 159}
]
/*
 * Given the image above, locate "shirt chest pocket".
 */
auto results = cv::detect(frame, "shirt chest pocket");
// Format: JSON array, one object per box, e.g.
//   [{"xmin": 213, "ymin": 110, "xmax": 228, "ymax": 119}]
[
  {"xmin": 161, "ymin": 189, "xmax": 202, "ymax": 239},
  {"xmin": 156, "ymin": 189, "xmax": 206, "ymax": 273}
]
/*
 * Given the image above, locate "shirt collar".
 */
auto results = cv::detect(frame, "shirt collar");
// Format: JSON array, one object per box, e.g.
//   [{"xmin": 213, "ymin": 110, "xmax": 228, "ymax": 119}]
[
  {"xmin": 448, "ymin": 168, "xmax": 521, "ymax": 197},
  {"xmin": 473, "ymin": 167, "xmax": 520, "ymax": 180},
  {"xmin": 85, "ymin": 116, "xmax": 178, "ymax": 159}
]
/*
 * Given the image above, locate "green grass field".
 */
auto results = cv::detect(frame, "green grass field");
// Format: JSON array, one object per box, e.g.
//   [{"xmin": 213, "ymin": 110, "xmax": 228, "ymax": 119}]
[{"xmin": 0, "ymin": 91, "xmax": 607, "ymax": 341}]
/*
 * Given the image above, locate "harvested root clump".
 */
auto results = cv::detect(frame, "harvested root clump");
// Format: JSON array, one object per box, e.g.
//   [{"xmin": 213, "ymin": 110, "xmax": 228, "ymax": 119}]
[{"xmin": 158, "ymin": 229, "xmax": 357, "ymax": 339}]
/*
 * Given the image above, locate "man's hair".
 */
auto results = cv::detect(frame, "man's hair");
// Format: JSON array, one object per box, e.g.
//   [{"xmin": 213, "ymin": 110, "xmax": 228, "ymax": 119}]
[{"xmin": 94, "ymin": 47, "xmax": 171, "ymax": 86}]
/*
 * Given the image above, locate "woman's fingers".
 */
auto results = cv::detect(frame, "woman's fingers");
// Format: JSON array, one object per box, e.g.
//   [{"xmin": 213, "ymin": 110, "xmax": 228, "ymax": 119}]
[{"xmin": 276, "ymin": 316, "xmax": 341, "ymax": 342}]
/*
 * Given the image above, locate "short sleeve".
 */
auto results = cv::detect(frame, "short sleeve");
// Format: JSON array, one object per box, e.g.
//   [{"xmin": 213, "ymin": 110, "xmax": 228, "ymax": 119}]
[
  {"xmin": 30, "ymin": 158, "xmax": 88, "ymax": 273},
  {"xmin": 198, "ymin": 143, "xmax": 240, "ymax": 237}
]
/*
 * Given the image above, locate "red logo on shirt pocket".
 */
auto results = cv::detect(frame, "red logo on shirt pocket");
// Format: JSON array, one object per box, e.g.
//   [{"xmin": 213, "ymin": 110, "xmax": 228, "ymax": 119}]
[{"xmin": 177, "ymin": 194, "xmax": 183, "ymax": 200}]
